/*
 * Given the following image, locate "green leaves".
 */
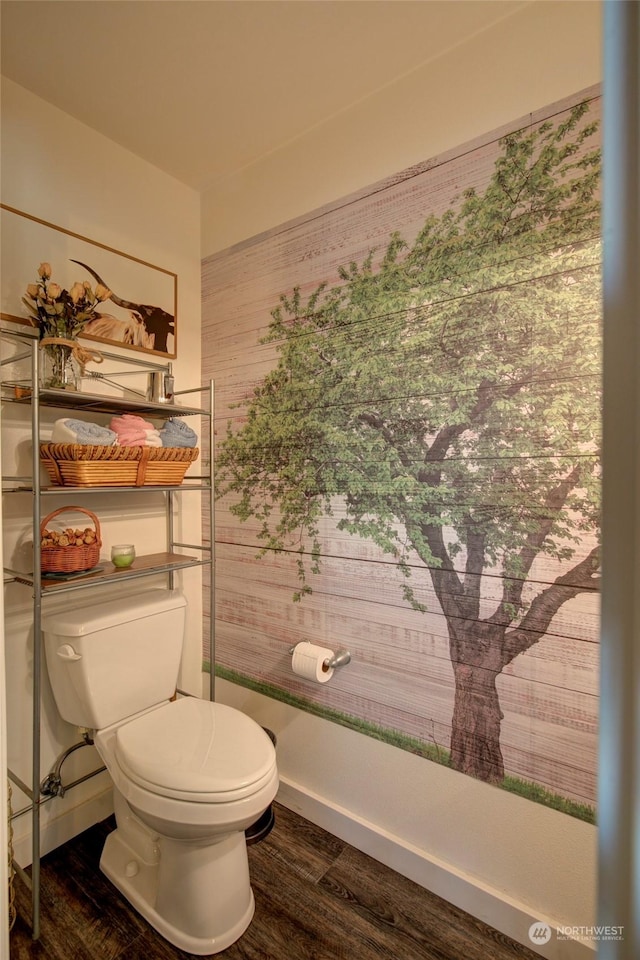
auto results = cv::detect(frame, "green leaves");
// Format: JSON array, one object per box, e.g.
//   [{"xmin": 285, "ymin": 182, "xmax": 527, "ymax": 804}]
[{"xmin": 217, "ymin": 100, "xmax": 601, "ymax": 615}]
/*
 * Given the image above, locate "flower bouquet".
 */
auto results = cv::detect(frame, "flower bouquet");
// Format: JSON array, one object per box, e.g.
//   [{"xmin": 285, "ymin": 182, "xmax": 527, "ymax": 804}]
[{"xmin": 22, "ymin": 262, "xmax": 111, "ymax": 389}]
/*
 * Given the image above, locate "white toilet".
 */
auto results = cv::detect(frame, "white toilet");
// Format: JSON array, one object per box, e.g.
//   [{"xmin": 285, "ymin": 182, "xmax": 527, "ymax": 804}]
[{"xmin": 42, "ymin": 590, "xmax": 278, "ymax": 956}]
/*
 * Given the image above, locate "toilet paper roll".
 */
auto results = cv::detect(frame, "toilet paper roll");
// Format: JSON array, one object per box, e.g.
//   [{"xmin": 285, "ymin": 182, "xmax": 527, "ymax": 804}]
[{"xmin": 291, "ymin": 642, "xmax": 335, "ymax": 683}]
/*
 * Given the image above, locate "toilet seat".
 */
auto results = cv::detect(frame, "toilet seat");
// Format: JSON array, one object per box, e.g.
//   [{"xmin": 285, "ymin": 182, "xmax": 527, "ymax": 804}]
[{"xmin": 115, "ymin": 698, "xmax": 276, "ymax": 803}]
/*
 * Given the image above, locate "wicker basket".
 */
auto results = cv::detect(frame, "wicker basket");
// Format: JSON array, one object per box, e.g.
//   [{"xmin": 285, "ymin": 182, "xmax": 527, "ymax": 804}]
[
  {"xmin": 40, "ymin": 505, "xmax": 102, "ymax": 574},
  {"xmin": 40, "ymin": 443, "xmax": 199, "ymax": 487}
]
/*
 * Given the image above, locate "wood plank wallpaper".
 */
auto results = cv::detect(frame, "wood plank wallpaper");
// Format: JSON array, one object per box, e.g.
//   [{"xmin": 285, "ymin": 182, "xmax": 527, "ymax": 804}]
[{"xmin": 202, "ymin": 86, "xmax": 601, "ymax": 819}]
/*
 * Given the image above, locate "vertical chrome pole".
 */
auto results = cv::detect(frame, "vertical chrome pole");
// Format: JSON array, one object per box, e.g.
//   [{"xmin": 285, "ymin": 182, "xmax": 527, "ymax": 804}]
[
  {"xmin": 167, "ymin": 489, "xmax": 175, "ymax": 591},
  {"xmin": 599, "ymin": 3, "xmax": 640, "ymax": 958},
  {"xmin": 30, "ymin": 340, "xmax": 42, "ymax": 940},
  {"xmin": 209, "ymin": 380, "xmax": 215, "ymax": 702}
]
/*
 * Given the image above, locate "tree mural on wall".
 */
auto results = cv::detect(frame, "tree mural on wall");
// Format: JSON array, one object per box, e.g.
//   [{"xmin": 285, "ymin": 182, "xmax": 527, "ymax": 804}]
[{"xmin": 216, "ymin": 102, "xmax": 601, "ymax": 784}]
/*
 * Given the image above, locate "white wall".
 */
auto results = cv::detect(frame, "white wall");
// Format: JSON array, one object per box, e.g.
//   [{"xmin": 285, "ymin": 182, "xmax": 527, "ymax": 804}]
[
  {"xmin": 1, "ymin": 78, "xmax": 202, "ymax": 863},
  {"xmin": 202, "ymin": 0, "xmax": 601, "ymax": 258},
  {"xmin": 201, "ymin": 3, "xmax": 602, "ymax": 958}
]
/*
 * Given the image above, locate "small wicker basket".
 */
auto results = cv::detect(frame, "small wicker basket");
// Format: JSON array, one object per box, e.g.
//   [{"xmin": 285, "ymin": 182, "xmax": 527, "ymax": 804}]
[
  {"xmin": 40, "ymin": 505, "xmax": 102, "ymax": 574},
  {"xmin": 40, "ymin": 443, "xmax": 199, "ymax": 487}
]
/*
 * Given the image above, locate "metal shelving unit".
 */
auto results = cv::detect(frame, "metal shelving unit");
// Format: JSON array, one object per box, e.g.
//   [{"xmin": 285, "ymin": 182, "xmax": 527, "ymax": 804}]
[{"xmin": 1, "ymin": 325, "xmax": 215, "ymax": 940}]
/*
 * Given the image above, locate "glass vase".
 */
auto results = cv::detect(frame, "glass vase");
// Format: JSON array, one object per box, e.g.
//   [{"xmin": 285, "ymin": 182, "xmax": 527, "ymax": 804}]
[{"xmin": 39, "ymin": 340, "xmax": 79, "ymax": 391}]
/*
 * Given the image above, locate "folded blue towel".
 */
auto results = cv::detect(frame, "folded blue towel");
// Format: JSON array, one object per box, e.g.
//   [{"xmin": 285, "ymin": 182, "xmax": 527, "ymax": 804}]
[
  {"xmin": 52, "ymin": 418, "xmax": 117, "ymax": 446},
  {"xmin": 158, "ymin": 418, "xmax": 198, "ymax": 448}
]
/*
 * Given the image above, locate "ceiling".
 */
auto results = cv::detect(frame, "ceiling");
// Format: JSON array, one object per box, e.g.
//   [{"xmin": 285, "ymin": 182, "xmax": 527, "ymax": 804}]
[{"xmin": 0, "ymin": 0, "xmax": 527, "ymax": 192}]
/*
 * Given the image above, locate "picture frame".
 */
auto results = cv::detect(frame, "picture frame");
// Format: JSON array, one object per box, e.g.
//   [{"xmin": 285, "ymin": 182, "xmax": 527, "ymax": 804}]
[{"xmin": 0, "ymin": 204, "xmax": 177, "ymax": 359}]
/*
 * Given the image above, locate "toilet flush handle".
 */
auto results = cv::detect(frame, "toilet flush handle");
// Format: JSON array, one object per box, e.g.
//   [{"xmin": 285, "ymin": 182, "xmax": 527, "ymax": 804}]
[{"xmin": 56, "ymin": 644, "xmax": 82, "ymax": 662}]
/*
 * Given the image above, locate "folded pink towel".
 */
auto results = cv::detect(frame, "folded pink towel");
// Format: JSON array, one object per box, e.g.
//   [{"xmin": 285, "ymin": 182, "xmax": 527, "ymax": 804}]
[
  {"xmin": 116, "ymin": 433, "xmax": 148, "ymax": 447},
  {"xmin": 111, "ymin": 414, "xmax": 162, "ymax": 447},
  {"xmin": 115, "ymin": 432, "xmax": 162, "ymax": 447},
  {"xmin": 110, "ymin": 413, "xmax": 155, "ymax": 434}
]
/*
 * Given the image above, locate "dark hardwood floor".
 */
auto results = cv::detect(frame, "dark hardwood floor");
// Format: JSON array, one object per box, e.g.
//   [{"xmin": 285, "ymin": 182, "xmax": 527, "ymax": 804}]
[{"xmin": 10, "ymin": 802, "xmax": 540, "ymax": 959}]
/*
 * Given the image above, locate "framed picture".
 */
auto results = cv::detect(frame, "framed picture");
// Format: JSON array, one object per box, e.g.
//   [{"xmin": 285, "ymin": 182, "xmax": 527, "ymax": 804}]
[{"xmin": 0, "ymin": 204, "xmax": 177, "ymax": 358}]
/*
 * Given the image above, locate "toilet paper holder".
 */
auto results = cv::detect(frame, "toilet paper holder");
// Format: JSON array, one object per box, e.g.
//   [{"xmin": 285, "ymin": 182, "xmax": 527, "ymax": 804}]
[{"xmin": 288, "ymin": 644, "xmax": 351, "ymax": 670}]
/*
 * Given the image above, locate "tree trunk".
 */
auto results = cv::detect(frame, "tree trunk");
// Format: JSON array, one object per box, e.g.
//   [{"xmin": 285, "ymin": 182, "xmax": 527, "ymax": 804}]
[{"xmin": 450, "ymin": 658, "xmax": 505, "ymax": 783}]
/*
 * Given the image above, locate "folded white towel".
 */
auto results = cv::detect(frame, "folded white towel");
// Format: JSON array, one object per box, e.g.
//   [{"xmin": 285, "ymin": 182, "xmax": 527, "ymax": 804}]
[
  {"xmin": 51, "ymin": 418, "xmax": 117, "ymax": 446},
  {"xmin": 144, "ymin": 429, "xmax": 163, "ymax": 448}
]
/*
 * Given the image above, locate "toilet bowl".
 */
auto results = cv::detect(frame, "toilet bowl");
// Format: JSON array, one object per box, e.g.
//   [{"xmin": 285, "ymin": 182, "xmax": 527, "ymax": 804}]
[
  {"xmin": 42, "ymin": 591, "xmax": 278, "ymax": 955},
  {"xmin": 96, "ymin": 698, "xmax": 278, "ymax": 954}
]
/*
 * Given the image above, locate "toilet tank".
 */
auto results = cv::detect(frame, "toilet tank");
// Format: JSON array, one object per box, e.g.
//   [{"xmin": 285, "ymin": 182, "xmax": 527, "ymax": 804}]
[{"xmin": 42, "ymin": 590, "xmax": 187, "ymax": 730}]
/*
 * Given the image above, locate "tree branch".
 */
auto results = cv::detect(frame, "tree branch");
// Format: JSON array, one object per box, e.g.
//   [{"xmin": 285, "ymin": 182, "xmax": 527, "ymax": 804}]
[
  {"xmin": 487, "ymin": 462, "xmax": 584, "ymax": 626},
  {"xmin": 500, "ymin": 544, "xmax": 600, "ymax": 667}
]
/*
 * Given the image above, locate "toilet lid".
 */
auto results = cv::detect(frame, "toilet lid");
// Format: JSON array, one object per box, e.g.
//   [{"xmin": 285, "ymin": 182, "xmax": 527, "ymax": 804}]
[{"xmin": 115, "ymin": 698, "xmax": 276, "ymax": 802}]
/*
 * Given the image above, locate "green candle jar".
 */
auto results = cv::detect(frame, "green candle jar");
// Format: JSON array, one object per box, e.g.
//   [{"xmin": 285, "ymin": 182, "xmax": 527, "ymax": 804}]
[{"xmin": 111, "ymin": 544, "xmax": 136, "ymax": 569}]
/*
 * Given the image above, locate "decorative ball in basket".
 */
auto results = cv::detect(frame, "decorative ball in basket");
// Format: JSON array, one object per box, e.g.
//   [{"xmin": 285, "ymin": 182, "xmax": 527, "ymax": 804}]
[{"xmin": 39, "ymin": 506, "xmax": 101, "ymax": 574}]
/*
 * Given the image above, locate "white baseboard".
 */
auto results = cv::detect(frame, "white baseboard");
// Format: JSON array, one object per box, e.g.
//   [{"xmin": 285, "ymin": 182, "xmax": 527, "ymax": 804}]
[
  {"xmin": 13, "ymin": 787, "xmax": 114, "ymax": 868},
  {"xmin": 276, "ymin": 777, "xmax": 594, "ymax": 960}
]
